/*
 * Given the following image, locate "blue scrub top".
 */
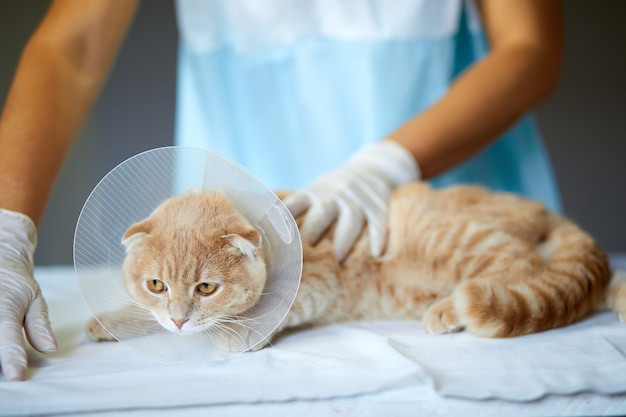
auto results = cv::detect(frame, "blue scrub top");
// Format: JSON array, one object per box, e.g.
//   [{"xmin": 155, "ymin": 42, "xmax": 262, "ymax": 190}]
[{"xmin": 173, "ymin": 0, "xmax": 562, "ymax": 212}]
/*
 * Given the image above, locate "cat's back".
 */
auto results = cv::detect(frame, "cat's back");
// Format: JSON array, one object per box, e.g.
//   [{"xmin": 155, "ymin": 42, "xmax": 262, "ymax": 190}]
[{"xmin": 385, "ymin": 182, "xmax": 550, "ymax": 256}]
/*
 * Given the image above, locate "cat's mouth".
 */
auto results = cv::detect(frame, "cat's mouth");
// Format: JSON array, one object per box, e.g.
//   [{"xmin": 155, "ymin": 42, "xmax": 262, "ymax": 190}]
[
  {"xmin": 159, "ymin": 317, "xmax": 203, "ymax": 335},
  {"xmin": 160, "ymin": 316, "xmax": 231, "ymax": 337},
  {"xmin": 166, "ymin": 324, "xmax": 202, "ymax": 336}
]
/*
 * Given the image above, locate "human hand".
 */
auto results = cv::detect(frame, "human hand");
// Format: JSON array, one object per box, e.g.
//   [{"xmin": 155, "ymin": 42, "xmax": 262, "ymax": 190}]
[
  {"xmin": 284, "ymin": 141, "xmax": 420, "ymax": 261},
  {"xmin": 0, "ymin": 208, "xmax": 56, "ymax": 381}
]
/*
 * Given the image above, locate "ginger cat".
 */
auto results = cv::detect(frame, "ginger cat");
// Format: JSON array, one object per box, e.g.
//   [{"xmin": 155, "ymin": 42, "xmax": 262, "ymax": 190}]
[{"xmin": 87, "ymin": 183, "xmax": 623, "ymax": 348}]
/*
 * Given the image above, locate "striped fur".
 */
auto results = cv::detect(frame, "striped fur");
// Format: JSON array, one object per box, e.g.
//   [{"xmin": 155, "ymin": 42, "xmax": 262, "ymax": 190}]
[
  {"xmin": 87, "ymin": 182, "xmax": 620, "ymax": 345},
  {"xmin": 291, "ymin": 182, "xmax": 613, "ymax": 338}
]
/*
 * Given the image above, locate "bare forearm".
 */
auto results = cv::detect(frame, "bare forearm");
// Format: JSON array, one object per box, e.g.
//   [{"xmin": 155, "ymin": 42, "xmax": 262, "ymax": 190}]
[
  {"xmin": 0, "ymin": 41, "xmax": 99, "ymax": 223},
  {"xmin": 0, "ymin": 0, "xmax": 139, "ymax": 224},
  {"xmin": 390, "ymin": 45, "xmax": 560, "ymax": 179},
  {"xmin": 390, "ymin": 0, "xmax": 562, "ymax": 179}
]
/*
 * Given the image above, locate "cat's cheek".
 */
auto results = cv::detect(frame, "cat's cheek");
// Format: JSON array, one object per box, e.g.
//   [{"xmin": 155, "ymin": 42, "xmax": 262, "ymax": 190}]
[{"xmin": 154, "ymin": 314, "xmax": 179, "ymax": 332}]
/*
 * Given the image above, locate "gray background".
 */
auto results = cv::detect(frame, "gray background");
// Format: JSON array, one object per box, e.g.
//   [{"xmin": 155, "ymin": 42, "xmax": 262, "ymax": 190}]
[{"xmin": 1, "ymin": 1, "xmax": 625, "ymax": 265}]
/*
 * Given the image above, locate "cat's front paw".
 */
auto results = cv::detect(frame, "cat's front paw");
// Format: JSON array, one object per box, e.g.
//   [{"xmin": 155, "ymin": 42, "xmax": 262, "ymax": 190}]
[
  {"xmin": 422, "ymin": 298, "xmax": 464, "ymax": 335},
  {"xmin": 86, "ymin": 317, "xmax": 118, "ymax": 342},
  {"xmin": 246, "ymin": 340, "xmax": 271, "ymax": 352}
]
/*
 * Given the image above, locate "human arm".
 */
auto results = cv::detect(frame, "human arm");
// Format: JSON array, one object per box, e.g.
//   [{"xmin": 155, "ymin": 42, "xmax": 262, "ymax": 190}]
[
  {"xmin": 0, "ymin": 0, "xmax": 139, "ymax": 381},
  {"xmin": 0, "ymin": 0, "xmax": 140, "ymax": 222},
  {"xmin": 286, "ymin": 0, "xmax": 562, "ymax": 260},
  {"xmin": 390, "ymin": 0, "xmax": 562, "ymax": 178}
]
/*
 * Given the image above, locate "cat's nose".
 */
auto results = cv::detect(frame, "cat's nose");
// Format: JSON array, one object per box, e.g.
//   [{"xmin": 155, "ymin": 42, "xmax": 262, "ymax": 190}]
[{"xmin": 171, "ymin": 317, "xmax": 189, "ymax": 329}]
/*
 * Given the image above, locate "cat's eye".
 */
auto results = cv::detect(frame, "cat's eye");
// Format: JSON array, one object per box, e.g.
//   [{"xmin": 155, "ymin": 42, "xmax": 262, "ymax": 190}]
[
  {"xmin": 147, "ymin": 279, "xmax": 166, "ymax": 294},
  {"xmin": 196, "ymin": 282, "xmax": 218, "ymax": 296}
]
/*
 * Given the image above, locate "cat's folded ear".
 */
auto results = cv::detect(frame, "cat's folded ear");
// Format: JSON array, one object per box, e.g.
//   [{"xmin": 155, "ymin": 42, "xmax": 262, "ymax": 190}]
[
  {"xmin": 121, "ymin": 220, "xmax": 152, "ymax": 253},
  {"xmin": 222, "ymin": 228, "xmax": 262, "ymax": 260}
]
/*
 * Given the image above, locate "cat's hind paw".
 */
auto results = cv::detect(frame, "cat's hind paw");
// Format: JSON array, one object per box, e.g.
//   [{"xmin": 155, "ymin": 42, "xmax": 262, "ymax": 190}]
[
  {"xmin": 606, "ymin": 270, "xmax": 626, "ymax": 323},
  {"xmin": 86, "ymin": 317, "xmax": 118, "ymax": 342},
  {"xmin": 422, "ymin": 298, "xmax": 464, "ymax": 335}
]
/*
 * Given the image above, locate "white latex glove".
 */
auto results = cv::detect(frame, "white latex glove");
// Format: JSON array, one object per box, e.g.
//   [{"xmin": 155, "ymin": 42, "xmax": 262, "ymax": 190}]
[
  {"xmin": 284, "ymin": 141, "xmax": 421, "ymax": 261},
  {"xmin": 0, "ymin": 208, "xmax": 56, "ymax": 381}
]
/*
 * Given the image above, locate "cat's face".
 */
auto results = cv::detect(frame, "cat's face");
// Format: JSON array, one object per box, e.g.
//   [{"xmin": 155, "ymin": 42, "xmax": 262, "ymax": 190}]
[{"xmin": 120, "ymin": 192, "xmax": 267, "ymax": 335}]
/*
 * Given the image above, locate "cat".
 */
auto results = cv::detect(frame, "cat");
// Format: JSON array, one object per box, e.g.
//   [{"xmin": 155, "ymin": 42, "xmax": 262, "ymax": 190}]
[{"xmin": 86, "ymin": 182, "xmax": 624, "ymax": 348}]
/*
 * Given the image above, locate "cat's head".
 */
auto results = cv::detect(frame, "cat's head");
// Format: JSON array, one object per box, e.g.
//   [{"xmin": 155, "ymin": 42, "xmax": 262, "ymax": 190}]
[{"xmin": 120, "ymin": 191, "xmax": 267, "ymax": 335}]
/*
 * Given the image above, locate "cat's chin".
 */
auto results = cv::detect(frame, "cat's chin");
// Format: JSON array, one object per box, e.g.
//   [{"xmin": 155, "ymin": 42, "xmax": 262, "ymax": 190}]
[
  {"xmin": 157, "ymin": 320, "xmax": 205, "ymax": 336},
  {"xmin": 172, "ymin": 329, "xmax": 201, "ymax": 336},
  {"xmin": 162, "ymin": 326, "xmax": 204, "ymax": 336}
]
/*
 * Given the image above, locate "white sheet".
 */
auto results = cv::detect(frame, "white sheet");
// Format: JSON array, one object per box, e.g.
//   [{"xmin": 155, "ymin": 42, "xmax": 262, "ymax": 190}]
[{"xmin": 1, "ymin": 256, "xmax": 626, "ymax": 416}]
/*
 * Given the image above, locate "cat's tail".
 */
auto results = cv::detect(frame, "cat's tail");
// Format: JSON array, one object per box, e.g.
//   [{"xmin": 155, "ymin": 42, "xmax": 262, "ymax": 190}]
[{"xmin": 454, "ymin": 214, "xmax": 611, "ymax": 337}]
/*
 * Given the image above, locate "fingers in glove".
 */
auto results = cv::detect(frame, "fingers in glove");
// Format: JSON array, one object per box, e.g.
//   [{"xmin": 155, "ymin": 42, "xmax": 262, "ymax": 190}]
[
  {"xmin": 282, "ymin": 192, "xmax": 312, "ymax": 218},
  {"xmin": 342, "ymin": 175, "xmax": 389, "ymax": 258},
  {"xmin": 366, "ymin": 212, "xmax": 388, "ymax": 258},
  {"xmin": 0, "ymin": 323, "xmax": 28, "ymax": 381},
  {"xmin": 299, "ymin": 199, "xmax": 338, "ymax": 246},
  {"xmin": 24, "ymin": 295, "xmax": 57, "ymax": 354},
  {"xmin": 332, "ymin": 198, "xmax": 365, "ymax": 261}
]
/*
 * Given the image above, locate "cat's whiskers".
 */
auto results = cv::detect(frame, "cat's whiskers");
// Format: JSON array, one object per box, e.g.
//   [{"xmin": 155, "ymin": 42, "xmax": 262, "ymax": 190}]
[
  {"xmin": 219, "ymin": 310, "xmax": 275, "ymax": 326},
  {"xmin": 125, "ymin": 302, "xmax": 153, "ymax": 314},
  {"xmin": 124, "ymin": 304, "xmax": 161, "ymax": 324},
  {"xmin": 216, "ymin": 320, "xmax": 274, "ymax": 350},
  {"xmin": 107, "ymin": 296, "xmax": 162, "ymax": 330},
  {"xmin": 116, "ymin": 293, "xmax": 154, "ymax": 312},
  {"xmin": 217, "ymin": 317, "xmax": 270, "ymax": 341},
  {"xmin": 211, "ymin": 322, "xmax": 248, "ymax": 349},
  {"xmin": 200, "ymin": 327, "xmax": 219, "ymax": 345}
]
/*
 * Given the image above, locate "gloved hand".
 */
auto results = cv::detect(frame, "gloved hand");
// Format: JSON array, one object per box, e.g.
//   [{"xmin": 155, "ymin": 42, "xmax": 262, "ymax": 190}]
[
  {"xmin": 284, "ymin": 140, "xmax": 421, "ymax": 261},
  {"xmin": 0, "ymin": 208, "xmax": 56, "ymax": 381}
]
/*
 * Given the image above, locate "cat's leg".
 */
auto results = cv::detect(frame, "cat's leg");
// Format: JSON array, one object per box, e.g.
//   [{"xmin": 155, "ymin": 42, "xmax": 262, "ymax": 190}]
[
  {"xmin": 280, "ymin": 267, "xmax": 339, "ymax": 329},
  {"xmin": 210, "ymin": 321, "xmax": 268, "ymax": 352},
  {"xmin": 227, "ymin": 271, "xmax": 340, "ymax": 352},
  {"xmin": 86, "ymin": 317, "xmax": 115, "ymax": 341},
  {"xmin": 212, "ymin": 242, "xmax": 341, "ymax": 352},
  {"xmin": 86, "ymin": 304, "xmax": 163, "ymax": 342},
  {"xmin": 260, "ymin": 242, "xmax": 341, "ymax": 347},
  {"xmin": 256, "ymin": 271, "xmax": 339, "ymax": 348},
  {"xmin": 422, "ymin": 297, "xmax": 464, "ymax": 334}
]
